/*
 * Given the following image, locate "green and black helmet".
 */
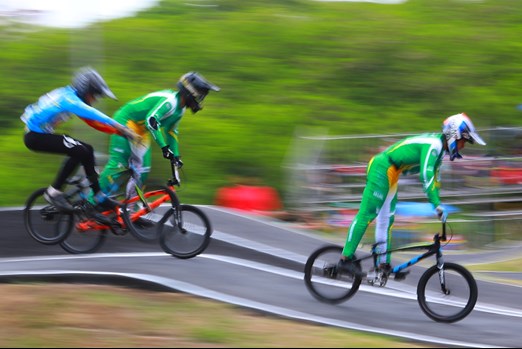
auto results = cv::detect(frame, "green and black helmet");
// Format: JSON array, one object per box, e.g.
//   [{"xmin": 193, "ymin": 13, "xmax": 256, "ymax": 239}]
[{"xmin": 177, "ymin": 71, "xmax": 220, "ymax": 113}]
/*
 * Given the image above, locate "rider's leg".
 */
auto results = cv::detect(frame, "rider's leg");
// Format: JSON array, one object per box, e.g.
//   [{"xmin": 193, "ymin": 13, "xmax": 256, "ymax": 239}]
[
  {"xmin": 25, "ymin": 132, "xmax": 82, "ymax": 191},
  {"xmin": 99, "ymin": 132, "xmax": 152, "ymax": 199},
  {"xmin": 124, "ymin": 141, "xmax": 151, "ymax": 199},
  {"xmin": 341, "ymin": 154, "xmax": 391, "ymax": 259},
  {"xmin": 57, "ymin": 137, "xmax": 118, "ymax": 211},
  {"xmin": 24, "ymin": 132, "xmax": 84, "ymax": 212},
  {"xmin": 52, "ymin": 156, "xmax": 80, "ymax": 191},
  {"xmin": 98, "ymin": 133, "xmax": 133, "ymax": 197},
  {"xmin": 374, "ymin": 172, "xmax": 400, "ymax": 265}
]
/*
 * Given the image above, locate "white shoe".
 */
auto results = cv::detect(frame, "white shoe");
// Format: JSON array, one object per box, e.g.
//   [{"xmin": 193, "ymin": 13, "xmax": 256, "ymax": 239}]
[{"xmin": 44, "ymin": 186, "xmax": 74, "ymax": 212}]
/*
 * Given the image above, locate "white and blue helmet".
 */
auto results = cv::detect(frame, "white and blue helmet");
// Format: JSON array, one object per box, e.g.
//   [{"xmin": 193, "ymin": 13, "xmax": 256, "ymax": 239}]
[{"xmin": 442, "ymin": 113, "xmax": 486, "ymax": 161}]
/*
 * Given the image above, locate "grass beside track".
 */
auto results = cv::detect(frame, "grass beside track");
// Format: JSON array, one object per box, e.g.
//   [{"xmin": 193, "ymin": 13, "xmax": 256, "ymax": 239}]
[{"xmin": 0, "ymin": 283, "xmax": 434, "ymax": 348}]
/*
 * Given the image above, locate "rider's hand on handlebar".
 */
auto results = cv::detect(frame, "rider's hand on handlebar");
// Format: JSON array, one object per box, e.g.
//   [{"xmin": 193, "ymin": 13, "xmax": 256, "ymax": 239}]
[
  {"xmin": 162, "ymin": 146, "xmax": 175, "ymax": 160},
  {"xmin": 172, "ymin": 156, "xmax": 183, "ymax": 169},
  {"xmin": 435, "ymin": 205, "xmax": 448, "ymax": 223},
  {"xmin": 162, "ymin": 146, "xmax": 183, "ymax": 168}
]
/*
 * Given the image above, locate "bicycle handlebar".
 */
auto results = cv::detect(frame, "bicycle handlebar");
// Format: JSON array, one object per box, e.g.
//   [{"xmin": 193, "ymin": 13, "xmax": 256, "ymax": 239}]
[{"xmin": 441, "ymin": 221, "xmax": 447, "ymax": 242}]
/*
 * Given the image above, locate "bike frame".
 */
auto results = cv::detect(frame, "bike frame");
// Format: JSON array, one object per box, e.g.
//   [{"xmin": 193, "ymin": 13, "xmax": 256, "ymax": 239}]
[
  {"xmin": 75, "ymin": 163, "xmax": 181, "ymax": 232},
  {"xmin": 356, "ymin": 222, "xmax": 448, "ymax": 274},
  {"xmin": 122, "ymin": 186, "xmax": 179, "ymax": 224}
]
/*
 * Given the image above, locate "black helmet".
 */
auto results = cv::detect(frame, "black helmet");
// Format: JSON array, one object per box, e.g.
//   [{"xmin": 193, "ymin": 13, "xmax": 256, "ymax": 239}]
[
  {"xmin": 72, "ymin": 66, "xmax": 117, "ymax": 103},
  {"xmin": 177, "ymin": 71, "xmax": 220, "ymax": 113}
]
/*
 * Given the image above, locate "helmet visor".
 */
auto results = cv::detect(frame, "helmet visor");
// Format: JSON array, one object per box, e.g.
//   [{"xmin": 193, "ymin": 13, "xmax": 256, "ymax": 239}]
[
  {"xmin": 94, "ymin": 85, "xmax": 117, "ymax": 100},
  {"xmin": 463, "ymin": 129, "xmax": 486, "ymax": 145},
  {"xmin": 469, "ymin": 130, "xmax": 486, "ymax": 146}
]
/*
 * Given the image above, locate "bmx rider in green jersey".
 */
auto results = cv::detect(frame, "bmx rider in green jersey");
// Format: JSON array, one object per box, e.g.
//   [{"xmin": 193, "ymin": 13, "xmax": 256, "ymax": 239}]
[
  {"xmin": 98, "ymin": 72, "xmax": 220, "ymax": 198},
  {"xmin": 337, "ymin": 113, "xmax": 486, "ymax": 276}
]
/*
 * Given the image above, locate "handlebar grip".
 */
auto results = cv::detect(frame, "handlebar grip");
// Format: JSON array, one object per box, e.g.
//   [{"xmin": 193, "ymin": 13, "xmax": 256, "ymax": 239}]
[{"xmin": 441, "ymin": 221, "xmax": 447, "ymax": 241}]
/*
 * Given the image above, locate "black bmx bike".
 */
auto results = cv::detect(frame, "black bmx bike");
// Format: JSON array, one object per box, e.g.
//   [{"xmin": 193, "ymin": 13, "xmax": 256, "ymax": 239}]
[
  {"xmin": 304, "ymin": 221, "xmax": 478, "ymax": 323},
  {"xmin": 23, "ymin": 162, "xmax": 212, "ymax": 258}
]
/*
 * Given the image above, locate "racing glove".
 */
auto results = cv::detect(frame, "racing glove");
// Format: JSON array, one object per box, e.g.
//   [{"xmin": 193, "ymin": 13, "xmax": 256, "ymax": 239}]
[
  {"xmin": 162, "ymin": 146, "xmax": 175, "ymax": 161},
  {"xmin": 435, "ymin": 205, "xmax": 448, "ymax": 222}
]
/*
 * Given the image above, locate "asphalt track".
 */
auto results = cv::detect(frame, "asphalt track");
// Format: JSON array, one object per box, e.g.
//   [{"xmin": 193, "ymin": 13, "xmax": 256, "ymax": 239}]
[{"xmin": 0, "ymin": 206, "xmax": 521, "ymax": 348}]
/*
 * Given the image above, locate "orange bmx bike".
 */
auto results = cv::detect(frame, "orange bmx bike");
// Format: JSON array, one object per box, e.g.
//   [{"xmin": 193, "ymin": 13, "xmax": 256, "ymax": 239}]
[{"xmin": 23, "ymin": 162, "xmax": 212, "ymax": 258}]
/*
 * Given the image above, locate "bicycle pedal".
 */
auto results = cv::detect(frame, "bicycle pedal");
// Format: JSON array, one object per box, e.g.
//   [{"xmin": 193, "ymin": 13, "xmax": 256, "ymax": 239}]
[
  {"xmin": 366, "ymin": 271, "xmax": 388, "ymax": 287},
  {"xmin": 89, "ymin": 213, "xmax": 113, "ymax": 226},
  {"xmin": 323, "ymin": 264, "xmax": 338, "ymax": 278},
  {"xmin": 110, "ymin": 228, "xmax": 127, "ymax": 236},
  {"xmin": 110, "ymin": 218, "xmax": 123, "ymax": 229},
  {"xmin": 394, "ymin": 270, "xmax": 410, "ymax": 281},
  {"xmin": 106, "ymin": 221, "xmax": 124, "ymax": 235}
]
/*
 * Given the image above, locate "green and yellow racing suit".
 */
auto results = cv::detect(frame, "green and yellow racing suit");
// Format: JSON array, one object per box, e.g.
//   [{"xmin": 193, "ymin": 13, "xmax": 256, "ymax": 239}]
[
  {"xmin": 99, "ymin": 89, "xmax": 185, "ymax": 197},
  {"xmin": 342, "ymin": 133, "xmax": 445, "ymax": 264}
]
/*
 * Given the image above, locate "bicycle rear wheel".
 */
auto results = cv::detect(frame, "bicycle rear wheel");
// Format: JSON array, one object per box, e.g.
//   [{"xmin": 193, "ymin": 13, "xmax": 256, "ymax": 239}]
[
  {"xmin": 417, "ymin": 262, "xmax": 478, "ymax": 323},
  {"xmin": 23, "ymin": 188, "xmax": 74, "ymax": 245},
  {"xmin": 121, "ymin": 186, "xmax": 177, "ymax": 242},
  {"xmin": 159, "ymin": 204, "xmax": 212, "ymax": 259},
  {"xmin": 304, "ymin": 245, "xmax": 362, "ymax": 304}
]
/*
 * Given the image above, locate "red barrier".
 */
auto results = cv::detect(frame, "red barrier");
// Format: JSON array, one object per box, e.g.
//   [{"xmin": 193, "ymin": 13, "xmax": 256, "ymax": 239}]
[
  {"xmin": 491, "ymin": 168, "xmax": 522, "ymax": 185},
  {"xmin": 215, "ymin": 185, "xmax": 283, "ymax": 212}
]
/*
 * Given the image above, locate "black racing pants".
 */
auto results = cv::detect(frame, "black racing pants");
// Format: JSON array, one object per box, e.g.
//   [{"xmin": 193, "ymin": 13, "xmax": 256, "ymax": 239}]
[{"xmin": 24, "ymin": 131, "xmax": 101, "ymax": 193}]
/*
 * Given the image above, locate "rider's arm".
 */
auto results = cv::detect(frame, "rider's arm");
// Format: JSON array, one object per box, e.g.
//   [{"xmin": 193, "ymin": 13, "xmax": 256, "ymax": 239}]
[
  {"xmin": 419, "ymin": 143, "xmax": 444, "ymax": 209},
  {"xmin": 165, "ymin": 125, "xmax": 180, "ymax": 157},
  {"xmin": 79, "ymin": 118, "xmax": 120, "ymax": 134},
  {"xmin": 144, "ymin": 99, "xmax": 180, "ymax": 152},
  {"xmin": 63, "ymin": 94, "xmax": 123, "ymax": 134},
  {"xmin": 145, "ymin": 114, "xmax": 168, "ymax": 148}
]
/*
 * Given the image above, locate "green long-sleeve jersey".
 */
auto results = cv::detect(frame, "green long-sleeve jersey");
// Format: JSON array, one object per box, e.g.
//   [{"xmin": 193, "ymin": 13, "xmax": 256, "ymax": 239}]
[
  {"xmin": 113, "ymin": 89, "xmax": 185, "ymax": 156},
  {"xmin": 383, "ymin": 133, "xmax": 446, "ymax": 208}
]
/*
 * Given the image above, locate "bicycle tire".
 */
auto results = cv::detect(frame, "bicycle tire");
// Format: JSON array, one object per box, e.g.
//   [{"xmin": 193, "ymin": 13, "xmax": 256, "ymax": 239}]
[
  {"xmin": 23, "ymin": 188, "xmax": 74, "ymax": 245},
  {"xmin": 159, "ymin": 204, "xmax": 212, "ymax": 259},
  {"xmin": 417, "ymin": 262, "xmax": 478, "ymax": 323},
  {"xmin": 121, "ymin": 186, "xmax": 178, "ymax": 242},
  {"xmin": 304, "ymin": 245, "xmax": 362, "ymax": 304},
  {"xmin": 59, "ymin": 215, "xmax": 107, "ymax": 254}
]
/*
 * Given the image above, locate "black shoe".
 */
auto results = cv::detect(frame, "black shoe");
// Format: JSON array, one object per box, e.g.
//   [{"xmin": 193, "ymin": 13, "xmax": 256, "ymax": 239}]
[
  {"xmin": 337, "ymin": 258, "xmax": 365, "ymax": 278},
  {"xmin": 95, "ymin": 196, "xmax": 120, "ymax": 212},
  {"xmin": 44, "ymin": 190, "xmax": 74, "ymax": 213},
  {"xmin": 83, "ymin": 202, "xmax": 114, "ymax": 226}
]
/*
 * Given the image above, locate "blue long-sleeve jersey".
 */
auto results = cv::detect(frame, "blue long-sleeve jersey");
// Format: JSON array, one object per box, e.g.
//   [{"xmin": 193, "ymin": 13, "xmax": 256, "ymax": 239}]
[{"xmin": 21, "ymin": 85, "xmax": 119, "ymax": 134}]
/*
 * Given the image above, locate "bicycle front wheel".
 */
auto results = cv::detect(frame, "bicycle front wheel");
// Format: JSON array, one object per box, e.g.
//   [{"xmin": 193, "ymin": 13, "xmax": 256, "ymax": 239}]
[
  {"xmin": 23, "ymin": 188, "xmax": 74, "ymax": 245},
  {"xmin": 121, "ymin": 186, "xmax": 177, "ymax": 242},
  {"xmin": 417, "ymin": 262, "xmax": 478, "ymax": 323},
  {"xmin": 304, "ymin": 245, "xmax": 362, "ymax": 304},
  {"xmin": 159, "ymin": 204, "xmax": 212, "ymax": 259}
]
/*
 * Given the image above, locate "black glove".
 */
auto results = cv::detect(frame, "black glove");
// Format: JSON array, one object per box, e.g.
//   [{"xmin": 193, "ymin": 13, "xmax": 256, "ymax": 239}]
[
  {"xmin": 172, "ymin": 156, "xmax": 184, "ymax": 168},
  {"xmin": 162, "ymin": 146, "xmax": 174, "ymax": 160}
]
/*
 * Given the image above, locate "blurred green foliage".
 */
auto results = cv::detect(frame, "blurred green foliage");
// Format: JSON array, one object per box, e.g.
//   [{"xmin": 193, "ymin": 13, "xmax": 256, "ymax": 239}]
[{"xmin": 1, "ymin": 0, "xmax": 521, "ymax": 206}]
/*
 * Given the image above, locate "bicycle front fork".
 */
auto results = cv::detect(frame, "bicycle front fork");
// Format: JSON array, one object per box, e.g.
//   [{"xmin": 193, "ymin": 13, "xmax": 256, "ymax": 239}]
[{"xmin": 436, "ymin": 250, "xmax": 450, "ymax": 295}]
